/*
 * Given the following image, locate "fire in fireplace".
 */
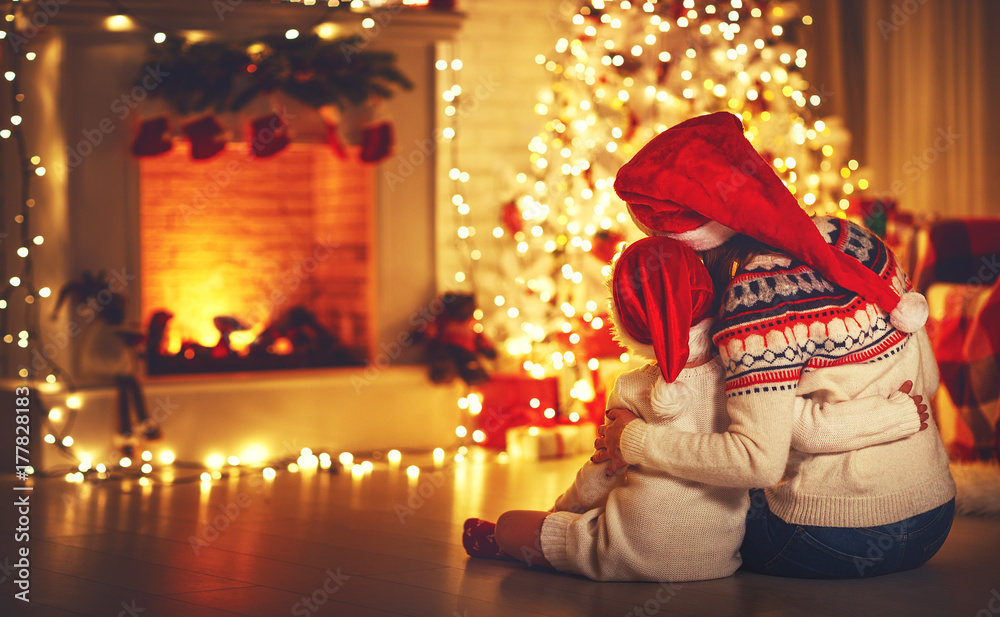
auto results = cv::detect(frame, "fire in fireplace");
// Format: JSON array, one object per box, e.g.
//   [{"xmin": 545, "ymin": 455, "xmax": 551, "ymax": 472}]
[{"xmin": 139, "ymin": 142, "xmax": 375, "ymax": 374}]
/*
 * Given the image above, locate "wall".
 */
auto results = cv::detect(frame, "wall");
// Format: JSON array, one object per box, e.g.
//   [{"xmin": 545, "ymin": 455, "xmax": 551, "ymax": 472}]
[
  {"xmin": 435, "ymin": 0, "xmax": 570, "ymax": 306},
  {"xmin": 0, "ymin": 35, "xmax": 71, "ymax": 381}
]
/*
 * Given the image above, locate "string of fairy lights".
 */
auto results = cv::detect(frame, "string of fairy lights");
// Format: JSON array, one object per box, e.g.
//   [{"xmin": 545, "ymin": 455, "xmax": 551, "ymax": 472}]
[
  {"xmin": 1, "ymin": 4, "xmax": 61, "ymax": 384},
  {"xmin": 3, "ymin": 0, "xmax": 493, "ymax": 487}
]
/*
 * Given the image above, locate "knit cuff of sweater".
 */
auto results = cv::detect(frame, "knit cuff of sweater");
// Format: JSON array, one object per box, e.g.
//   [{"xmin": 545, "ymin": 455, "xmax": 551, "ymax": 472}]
[
  {"xmin": 540, "ymin": 511, "xmax": 580, "ymax": 572},
  {"xmin": 620, "ymin": 420, "xmax": 648, "ymax": 466},
  {"xmin": 880, "ymin": 390, "xmax": 923, "ymax": 440}
]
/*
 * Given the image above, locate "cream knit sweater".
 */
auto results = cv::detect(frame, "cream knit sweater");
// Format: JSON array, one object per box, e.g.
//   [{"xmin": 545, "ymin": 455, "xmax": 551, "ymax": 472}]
[{"xmin": 542, "ymin": 359, "xmax": 921, "ymax": 582}]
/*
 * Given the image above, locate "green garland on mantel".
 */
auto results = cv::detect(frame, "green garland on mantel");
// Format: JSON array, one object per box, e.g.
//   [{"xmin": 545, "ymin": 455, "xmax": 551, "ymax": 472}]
[{"xmin": 142, "ymin": 33, "xmax": 414, "ymax": 115}]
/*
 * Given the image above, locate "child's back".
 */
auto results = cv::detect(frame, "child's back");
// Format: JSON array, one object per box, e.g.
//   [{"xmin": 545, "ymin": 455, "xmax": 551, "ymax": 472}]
[{"xmin": 544, "ymin": 359, "xmax": 749, "ymax": 582}]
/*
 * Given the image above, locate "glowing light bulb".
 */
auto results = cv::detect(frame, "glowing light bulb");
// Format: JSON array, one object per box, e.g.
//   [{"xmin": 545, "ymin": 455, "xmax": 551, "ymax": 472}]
[
  {"xmin": 241, "ymin": 445, "xmax": 267, "ymax": 465},
  {"xmin": 106, "ymin": 14, "xmax": 131, "ymax": 30}
]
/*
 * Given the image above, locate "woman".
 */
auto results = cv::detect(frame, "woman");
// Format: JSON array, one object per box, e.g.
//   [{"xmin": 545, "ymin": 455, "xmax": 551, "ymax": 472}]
[{"xmin": 594, "ymin": 111, "xmax": 955, "ymax": 579}]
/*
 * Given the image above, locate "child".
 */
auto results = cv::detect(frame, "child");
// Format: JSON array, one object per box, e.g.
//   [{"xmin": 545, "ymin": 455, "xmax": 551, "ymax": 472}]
[{"xmin": 463, "ymin": 236, "xmax": 926, "ymax": 581}]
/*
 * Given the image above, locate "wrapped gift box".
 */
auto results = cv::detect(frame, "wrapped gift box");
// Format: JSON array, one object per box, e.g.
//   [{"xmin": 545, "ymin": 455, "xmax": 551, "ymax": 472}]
[
  {"xmin": 473, "ymin": 374, "xmax": 560, "ymax": 449},
  {"xmin": 506, "ymin": 423, "xmax": 597, "ymax": 460}
]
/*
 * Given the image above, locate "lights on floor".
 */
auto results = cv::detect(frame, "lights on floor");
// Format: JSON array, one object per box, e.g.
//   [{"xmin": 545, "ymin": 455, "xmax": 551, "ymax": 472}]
[{"xmin": 43, "ymin": 421, "xmax": 511, "ymax": 487}]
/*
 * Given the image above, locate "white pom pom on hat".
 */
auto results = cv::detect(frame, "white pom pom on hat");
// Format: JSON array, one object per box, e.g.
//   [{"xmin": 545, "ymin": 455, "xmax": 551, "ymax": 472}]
[
  {"xmin": 889, "ymin": 291, "xmax": 929, "ymax": 334},
  {"xmin": 650, "ymin": 376, "xmax": 691, "ymax": 420}
]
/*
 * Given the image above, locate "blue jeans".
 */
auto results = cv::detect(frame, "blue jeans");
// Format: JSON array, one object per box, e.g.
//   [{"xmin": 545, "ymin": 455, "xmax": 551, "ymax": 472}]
[{"xmin": 740, "ymin": 489, "xmax": 955, "ymax": 579}]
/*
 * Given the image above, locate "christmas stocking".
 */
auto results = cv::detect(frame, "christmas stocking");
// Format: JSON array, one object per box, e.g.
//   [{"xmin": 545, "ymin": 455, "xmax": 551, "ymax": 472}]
[
  {"xmin": 249, "ymin": 110, "xmax": 291, "ymax": 158},
  {"xmin": 358, "ymin": 97, "xmax": 395, "ymax": 164},
  {"xmin": 130, "ymin": 116, "xmax": 173, "ymax": 157},
  {"xmin": 360, "ymin": 121, "xmax": 394, "ymax": 163},
  {"xmin": 319, "ymin": 105, "xmax": 348, "ymax": 159},
  {"xmin": 183, "ymin": 115, "xmax": 227, "ymax": 160}
]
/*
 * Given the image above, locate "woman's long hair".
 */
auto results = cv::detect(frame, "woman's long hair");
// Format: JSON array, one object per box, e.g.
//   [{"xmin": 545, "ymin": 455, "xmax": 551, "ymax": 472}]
[{"xmin": 699, "ymin": 234, "xmax": 777, "ymax": 313}]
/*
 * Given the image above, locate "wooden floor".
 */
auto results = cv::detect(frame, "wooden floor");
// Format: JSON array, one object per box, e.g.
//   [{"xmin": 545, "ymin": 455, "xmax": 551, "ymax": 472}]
[{"xmin": 2, "ymin": 453, "xmax": 999, "ymax": 617}]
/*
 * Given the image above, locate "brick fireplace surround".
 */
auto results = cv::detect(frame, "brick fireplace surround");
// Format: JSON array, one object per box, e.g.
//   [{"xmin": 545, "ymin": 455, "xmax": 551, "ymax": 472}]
[{"xmin": 20, "ymin": 2, "xmax": 466, "ymax": 468}]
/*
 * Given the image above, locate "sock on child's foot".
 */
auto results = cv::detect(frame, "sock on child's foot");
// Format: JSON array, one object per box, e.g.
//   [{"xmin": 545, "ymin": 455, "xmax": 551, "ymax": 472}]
[{"xmin": 463, "ymin": 518, "xmax": 509, "ymax": 560}]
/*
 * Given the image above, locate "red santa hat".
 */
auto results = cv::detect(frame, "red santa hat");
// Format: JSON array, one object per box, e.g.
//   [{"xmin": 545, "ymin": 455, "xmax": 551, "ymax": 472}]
[
  {"xmin": 608, "ymin": 236, "xmax": 715, "ymax": 383},
  {"xmin": 613, "ymin": 111, "xmax": 928, "ymax": 334}
]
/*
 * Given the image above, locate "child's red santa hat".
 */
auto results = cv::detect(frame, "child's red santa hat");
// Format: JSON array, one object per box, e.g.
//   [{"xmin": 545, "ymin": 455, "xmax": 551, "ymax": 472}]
[
  {"xmin": 608, "ymin": 236, "xmax": 715, "ymax": 383},
  {"xmin": 613, "ymin": 111, "xmax": 928, "ymax": 334}
]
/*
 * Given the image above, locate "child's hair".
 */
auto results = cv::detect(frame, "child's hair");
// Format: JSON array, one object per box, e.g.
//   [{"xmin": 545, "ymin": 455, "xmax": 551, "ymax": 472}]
[{"xmin": 699, "ymin": 233, "xmax": 777, "ymax": 312}]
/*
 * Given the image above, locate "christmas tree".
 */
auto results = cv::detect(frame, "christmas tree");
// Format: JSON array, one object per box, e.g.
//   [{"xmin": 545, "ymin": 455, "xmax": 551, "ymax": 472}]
[{"xmin": 481, "ymin": 0, "xmax": 865, "ymax": 416}]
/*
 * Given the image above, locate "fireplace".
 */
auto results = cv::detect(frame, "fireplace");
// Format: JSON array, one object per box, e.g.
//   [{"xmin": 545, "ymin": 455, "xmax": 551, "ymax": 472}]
[{"xmin": 139, "ymin": 143, "xmax": 375, "ymax": 374}]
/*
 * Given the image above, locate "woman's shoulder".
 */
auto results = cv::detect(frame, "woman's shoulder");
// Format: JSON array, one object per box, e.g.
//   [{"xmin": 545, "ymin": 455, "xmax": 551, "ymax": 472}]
[
  {"xmin": 812, "ymin": 216, "xmax": 894, "ymax": 273},
  {"xmin": 716, "ymin": 253, "xmax": 839, "ymax": 330},
  {"xmin": 716, "ymin": 217, "xmax": 899, "ymax": 326}
]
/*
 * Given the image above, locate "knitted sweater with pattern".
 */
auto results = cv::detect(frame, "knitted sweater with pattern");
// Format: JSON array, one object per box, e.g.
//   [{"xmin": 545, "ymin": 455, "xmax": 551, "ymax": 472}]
[{"xmin": 620, "ymin": 217, "xmax": 955, "ymax": 527}]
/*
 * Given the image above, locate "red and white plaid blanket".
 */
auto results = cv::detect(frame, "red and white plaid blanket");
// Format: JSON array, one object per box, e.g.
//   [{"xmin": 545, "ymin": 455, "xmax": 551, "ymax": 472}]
[{"xmin": 932, "ymin": 280, "xmax": 1000, "ymax": 460}]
